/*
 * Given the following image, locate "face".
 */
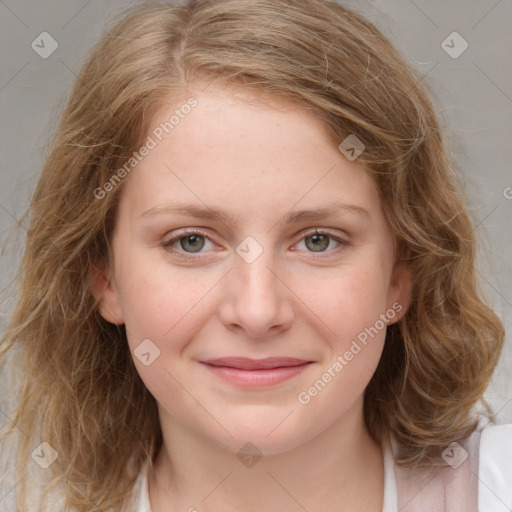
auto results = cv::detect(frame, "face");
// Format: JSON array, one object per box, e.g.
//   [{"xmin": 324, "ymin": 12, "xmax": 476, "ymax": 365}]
[{"xmin": 92, "ymin": 85, "xmax": 411, "ymax": 455}]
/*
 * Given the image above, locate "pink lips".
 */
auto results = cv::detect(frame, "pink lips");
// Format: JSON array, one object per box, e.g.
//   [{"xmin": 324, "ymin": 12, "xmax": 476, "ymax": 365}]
[{"xmin": 200, "ymin": 357, "xmax": 312, "ymax": 387}]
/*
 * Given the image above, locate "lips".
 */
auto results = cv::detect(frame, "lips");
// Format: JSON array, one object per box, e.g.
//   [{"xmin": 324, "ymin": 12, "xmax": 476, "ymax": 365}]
[
  {"xmin": 201, "ymin": 357, "xmax": 311, "ymax": 370},
  {"xmin": 200, "ymin": 357, "xmax": 313, "ymax": 387}
]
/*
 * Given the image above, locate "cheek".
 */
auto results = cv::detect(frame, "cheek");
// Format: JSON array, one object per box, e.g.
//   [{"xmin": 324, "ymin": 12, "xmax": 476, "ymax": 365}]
[
  {"xmin": 114, "ymin": 259, "xmax": 210, "ymax": 405},
  {"xmin": 293, "ymin": 259, "xmax": 391, "ymax": 346},
  {"xmin": 294, "ymin": 265, "xmax": 390, "ymax": 421},
  {"xmin": 115, "ymin": 246, "xmax": 213, "ymax": 339}
]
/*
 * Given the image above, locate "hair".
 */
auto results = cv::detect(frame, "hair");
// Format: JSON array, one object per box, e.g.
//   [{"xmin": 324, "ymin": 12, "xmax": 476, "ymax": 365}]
[{"xmin": 0, "ymin": 0, "xmax": 505, "ymax": 510}]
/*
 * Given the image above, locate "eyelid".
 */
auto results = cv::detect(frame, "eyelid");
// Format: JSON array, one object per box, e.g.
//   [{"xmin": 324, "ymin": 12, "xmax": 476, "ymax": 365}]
[
  {"xmin": 299, "ymin": 226, "xmax": 349, "ymax": 240},
  {"xmin": 162, "ymin": 228, "xmax": 217, "ymax": 255}
]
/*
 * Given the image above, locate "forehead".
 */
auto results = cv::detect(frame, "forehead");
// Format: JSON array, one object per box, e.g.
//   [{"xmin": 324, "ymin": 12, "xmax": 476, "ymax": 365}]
[{"xmin": 117, "ymin": 85, "xmax": 381, "ymax": 223}]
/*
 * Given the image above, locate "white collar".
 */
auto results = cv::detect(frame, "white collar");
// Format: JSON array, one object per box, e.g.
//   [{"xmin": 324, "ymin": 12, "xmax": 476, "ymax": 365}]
[{"xmin": 382, "ymin": 436, "xmax": 398, "ymax": 512}]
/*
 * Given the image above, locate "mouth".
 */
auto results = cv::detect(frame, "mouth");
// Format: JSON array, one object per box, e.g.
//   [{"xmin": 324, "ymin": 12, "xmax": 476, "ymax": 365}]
[{"xmin": 199, "ymin": 357, "xmax": 313, "ymax": 387}]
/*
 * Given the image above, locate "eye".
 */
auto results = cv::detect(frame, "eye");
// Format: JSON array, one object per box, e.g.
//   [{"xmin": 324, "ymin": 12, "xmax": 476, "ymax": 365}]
[
  {"xmin": 162, "ymin": 229, "xmax": 216, "ymax": 260},
  {"xmin": 294, "ymin": 228, "xmax": 349, "ymax": 256}
]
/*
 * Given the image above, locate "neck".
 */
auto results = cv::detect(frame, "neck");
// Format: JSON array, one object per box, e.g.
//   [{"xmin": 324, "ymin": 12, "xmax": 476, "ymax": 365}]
[{"xmin": 148, "ymin": 398, "xmax": 384, "ymax": 512}]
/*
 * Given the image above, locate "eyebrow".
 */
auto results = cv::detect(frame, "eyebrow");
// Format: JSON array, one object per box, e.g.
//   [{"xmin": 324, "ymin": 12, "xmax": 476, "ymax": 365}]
[{"xmin": 138, "ymin": 200, "xmax": 369, "ymax": 225}]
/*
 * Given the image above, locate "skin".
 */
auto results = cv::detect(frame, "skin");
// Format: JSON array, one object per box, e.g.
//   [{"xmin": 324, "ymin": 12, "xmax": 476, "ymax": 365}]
[{"xmin": 91, "ymin": 84, "xmax": 411, "ymax": 511}]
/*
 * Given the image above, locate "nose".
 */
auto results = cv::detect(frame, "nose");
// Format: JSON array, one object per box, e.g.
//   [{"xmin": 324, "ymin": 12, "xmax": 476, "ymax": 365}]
[{"xmin": 218, "ymin": 244, "xmax": 294, "ymax": 339}]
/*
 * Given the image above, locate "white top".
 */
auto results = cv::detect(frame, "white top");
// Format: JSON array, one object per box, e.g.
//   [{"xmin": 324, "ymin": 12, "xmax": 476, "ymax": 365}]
[{"xmin": 133, "ymin": 423, "xmax": 512, "ymax": 512}]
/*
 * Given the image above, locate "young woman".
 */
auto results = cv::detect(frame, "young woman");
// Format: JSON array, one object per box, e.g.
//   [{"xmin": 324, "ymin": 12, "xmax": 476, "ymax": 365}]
[{"xmin": 1, "ymin": 1, "xmax": 510, "ymax": 511}]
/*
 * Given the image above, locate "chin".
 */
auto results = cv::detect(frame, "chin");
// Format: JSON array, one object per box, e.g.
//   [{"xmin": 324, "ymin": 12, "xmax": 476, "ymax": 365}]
[{"xmin": 211, "ymin": 423, "xmax": 312, "ymax": 457}]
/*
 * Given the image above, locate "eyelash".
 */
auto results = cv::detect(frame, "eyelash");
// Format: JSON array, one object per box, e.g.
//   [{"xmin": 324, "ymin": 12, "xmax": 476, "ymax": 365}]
[{"xmin": 161, "ymin": 228, "xmax": 350, "ymax": 261}]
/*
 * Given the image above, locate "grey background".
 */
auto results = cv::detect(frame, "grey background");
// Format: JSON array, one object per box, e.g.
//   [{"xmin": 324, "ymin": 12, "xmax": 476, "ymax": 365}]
[{"xmin": 0, "ymin": 0, "xmax": 511, "ymax": 428}]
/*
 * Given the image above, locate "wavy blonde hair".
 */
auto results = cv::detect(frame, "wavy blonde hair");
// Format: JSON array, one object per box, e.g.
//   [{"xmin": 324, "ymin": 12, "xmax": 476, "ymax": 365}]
[{"xmin": 0, "ymin": 0, "xmax": 505, "ymax": 510}]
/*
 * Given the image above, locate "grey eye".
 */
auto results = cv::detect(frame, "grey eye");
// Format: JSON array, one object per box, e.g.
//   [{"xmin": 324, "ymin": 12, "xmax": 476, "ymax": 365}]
[
  {"xmin": 304, "ymin": 234, "xmax": 331, "ymax": 252},
  {"xmin": 179, "ymin": 234, "xmax": 206, "ymax": 253}
]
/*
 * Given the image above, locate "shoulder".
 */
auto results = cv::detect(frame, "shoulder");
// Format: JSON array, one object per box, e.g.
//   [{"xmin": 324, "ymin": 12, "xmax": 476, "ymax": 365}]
[
  {"xmin": 478, "ymin": 423, "xmax": 512, "ymax": 511},
  {"xmin": 389, "ymin": 417, "xmax": 512, "ymax": 512}
]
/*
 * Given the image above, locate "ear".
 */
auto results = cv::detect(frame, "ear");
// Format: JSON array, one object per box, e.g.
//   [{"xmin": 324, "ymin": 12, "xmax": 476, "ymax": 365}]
[
  {"xmin": 386, "ymin": 262, "xmax": 412, "ymax": 325},
  {"xmin": 89, "ymin": 260, "xmax": 125, "ymax": 325}
]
